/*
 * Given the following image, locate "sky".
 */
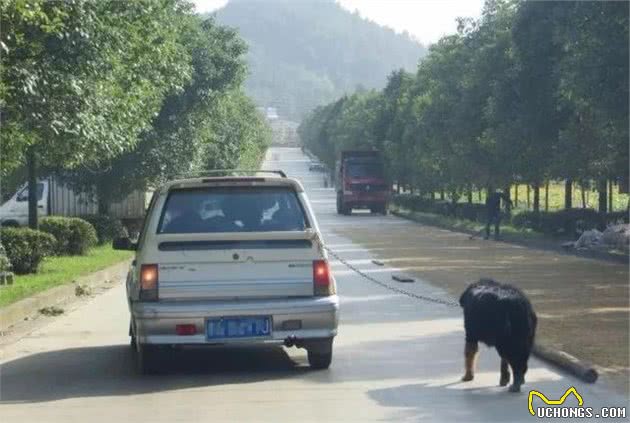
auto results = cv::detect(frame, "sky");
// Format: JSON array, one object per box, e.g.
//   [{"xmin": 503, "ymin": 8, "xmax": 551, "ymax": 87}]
[{"xmin": 191, "ymin": 0, "xmax": 485, "ymax": 45}]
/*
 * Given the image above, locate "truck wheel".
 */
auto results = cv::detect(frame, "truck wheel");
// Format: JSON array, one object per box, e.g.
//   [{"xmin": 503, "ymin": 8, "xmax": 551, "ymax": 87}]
[{"xmin": 307, "ymin": 338, "xmax": 333, "ymax": 370}]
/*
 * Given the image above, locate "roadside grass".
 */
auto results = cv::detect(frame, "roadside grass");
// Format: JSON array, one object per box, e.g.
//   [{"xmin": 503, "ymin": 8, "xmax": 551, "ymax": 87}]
[{"xmin": 0, "ymin": 245, "xmax": 132, "ymax": 308}]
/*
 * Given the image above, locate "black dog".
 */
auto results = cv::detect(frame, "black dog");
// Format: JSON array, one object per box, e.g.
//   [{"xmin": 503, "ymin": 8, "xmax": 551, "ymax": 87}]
[{"xmin": 459, "ymin": 278, "xmax": 537, "ymax": 392}]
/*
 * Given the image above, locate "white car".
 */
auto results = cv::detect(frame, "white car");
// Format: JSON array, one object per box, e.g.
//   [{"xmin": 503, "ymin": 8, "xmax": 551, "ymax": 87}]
[{"xmin": 114, "ymin": 172, "xmax": 339, "ymax": 373}]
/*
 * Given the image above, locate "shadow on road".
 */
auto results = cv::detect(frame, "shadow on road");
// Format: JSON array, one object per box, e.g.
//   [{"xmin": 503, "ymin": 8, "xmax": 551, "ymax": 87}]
[
  {"xmin": 368, "ymin": 380, "xmax": 544, "ymax": 422},
  {"xmin": 0, "ymin": 344, "xmax": 308, "ymax": 403}
]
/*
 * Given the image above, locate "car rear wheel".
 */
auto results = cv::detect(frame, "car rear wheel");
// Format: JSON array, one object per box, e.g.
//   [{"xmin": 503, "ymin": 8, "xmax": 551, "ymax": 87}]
[
  {"xmin": 306, "ymin": 338, "xmax": 333, "ymax": 369},
  {"xmin": 308, "ymin": 350, "xmax": 332, "ymax": 369},
  {"xmin": 129, "ymin": 322, "xmax": 136, "ymax": 350},
  {"xmin": 135, "ymin": 344, "xmax": 162, "ymax": 375}
]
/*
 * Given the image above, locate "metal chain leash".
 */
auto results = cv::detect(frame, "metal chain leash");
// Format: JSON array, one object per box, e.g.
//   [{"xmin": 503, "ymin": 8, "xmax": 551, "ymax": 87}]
[{"xmin": 312, "ymin": 234, "xmax": 460, "ymax": 308}]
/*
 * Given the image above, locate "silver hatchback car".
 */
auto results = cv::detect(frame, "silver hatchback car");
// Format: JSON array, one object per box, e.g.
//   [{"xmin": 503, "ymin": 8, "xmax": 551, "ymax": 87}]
[{"xmin": 114, "ymin": 172, "xmax": 339, "ymax": 373}]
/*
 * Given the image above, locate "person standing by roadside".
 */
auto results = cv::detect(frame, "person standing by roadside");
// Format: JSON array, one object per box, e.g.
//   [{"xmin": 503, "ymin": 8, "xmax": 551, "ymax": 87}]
[{"xmin": 485, "ymin": 189, "xmax": 513, "ymax": 240}]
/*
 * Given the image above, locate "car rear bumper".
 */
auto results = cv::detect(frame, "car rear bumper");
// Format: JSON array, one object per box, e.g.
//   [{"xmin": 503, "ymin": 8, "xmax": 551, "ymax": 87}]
[
  {"xmin": 342, "ymin": 193, "xmax": 388, "ymax": 206},
  {"xmin": 131, "ymin": 295, "xmax": 339, "ymax": 345}
]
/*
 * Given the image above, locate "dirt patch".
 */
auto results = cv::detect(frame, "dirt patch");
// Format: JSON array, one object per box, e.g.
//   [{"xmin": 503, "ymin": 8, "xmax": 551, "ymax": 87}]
[{"xmin": 335, "ymin": 221, "xmax": 629, "ymax": 394}]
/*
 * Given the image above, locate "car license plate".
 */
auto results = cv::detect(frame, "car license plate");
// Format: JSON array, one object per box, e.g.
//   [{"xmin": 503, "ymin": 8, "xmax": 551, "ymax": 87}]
[{"xmin": 206, "ymin": 316, "xmax": 271, "ymax": 340}]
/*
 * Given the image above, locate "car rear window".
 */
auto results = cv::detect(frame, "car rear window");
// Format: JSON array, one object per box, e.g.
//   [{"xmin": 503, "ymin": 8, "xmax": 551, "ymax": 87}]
[
  {"xmin": 346, "ymin": 162, "xmax": 383, "ymax": 178},
  {"xmin": 157, "ymin": 186, "xmax": 309, "ymax": 234}
]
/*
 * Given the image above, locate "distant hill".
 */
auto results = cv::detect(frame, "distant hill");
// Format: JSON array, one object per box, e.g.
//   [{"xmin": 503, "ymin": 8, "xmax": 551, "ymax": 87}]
[{"xmin": 213, "ymin": 0, "xmax": 426, "ymax": 120}]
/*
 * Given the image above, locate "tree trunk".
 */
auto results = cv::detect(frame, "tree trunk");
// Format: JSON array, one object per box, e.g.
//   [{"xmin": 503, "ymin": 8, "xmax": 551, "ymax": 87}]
[
  {"xmin": 545, "ymin": 182, "xmax": 549, "ymax": 212},
  {"xmin": 27, "ymin": 147, "xmax": 38, "ymax": 229},
  {"xmin": 96, "ymin": 185, "xmax": 109, "ymax": 216},
  {"xmin": 526, "ymin": 185, "xmax": 531, "ymax": 209},
  {"xmin": 514, "ymin": 184, "xmax": 519, "ymax": 208},
  {"xmin": 503, "ymin": 185, "xmax": 511, "ymax": 202},
  {"xmin": 608, "ymin": 180, "xmax": 613, "ymax": 212},
  {"xmin": 533, "ymin": 183, "xmax": 540, "ymax": 213},
  {"xmin": 598, "ymin": 179, "xmax": 608, "ymax": 213},
  {"xmin": 440, "ymin": 189, "xmax": 445, "ymax": 201},
  {"xmin": 396, "ymin": 182, "xmax": 401, "ymax": 194},
  {"xmin": 467, "ymin": 187, "xmax": 473, "ymax": 204},
  {"xmin": 564, "ymin": 179, "xmax": 572, "ymax": 209},
  {"xmin": 581, "ymin": 185, "xmax": 586, "ymax": 208},
  {"xmin": 430, "ymin": 191, "xmax": 435, "ymax": 200},
  {"xmin": 478, "ymin": 191, "xmax": 482, "ymax": 202}
]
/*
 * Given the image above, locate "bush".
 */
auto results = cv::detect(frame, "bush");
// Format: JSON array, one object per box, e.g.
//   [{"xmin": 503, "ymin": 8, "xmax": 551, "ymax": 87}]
[
  {"xmin": 508, "ymin": 208, "xmax": 627, "ymax": 237},
  {"xmin": 80, "ymin": 215, "xmax": 128, "ymax": 244},
  {"xmin": 392, "ymin": 195, "xmax": 452, "ymax": 215},
  {"xmin": 40, "ymin": 217, "xmax": 98, "ymax": 255},
  {"xmin": 512, "ymin": 209, "xmax": 605, "ymax": 237},
  {"xmin": 0, "ymin": 228, "xmax": 56, "ymax": 274},
  {"xmin": 392, "ymin": 195, "xmax": 507, "ymax": 223},
  {"xmin": 453, "ymin": 203, "xmax": 490, "ymax": 222}
]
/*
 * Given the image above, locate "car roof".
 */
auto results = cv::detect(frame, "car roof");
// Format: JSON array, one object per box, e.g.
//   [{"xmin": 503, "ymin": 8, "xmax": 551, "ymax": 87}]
[{"xmin": 159, "ymin": 176, "xmax": 305, "ymax": 194}]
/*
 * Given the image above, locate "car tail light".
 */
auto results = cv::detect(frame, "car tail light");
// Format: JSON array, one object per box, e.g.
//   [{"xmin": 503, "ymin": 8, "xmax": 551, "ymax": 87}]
[
  {"xmin": 313, "ymin": 259, "xmax": 335, "ymax": 296},
  {"xmin": 176, "ymin": 324, "xmax": 197, "ymax": 336},
  {"xmin": 139, "ymin": 264, "xmax": 158, "ymax": 301}
]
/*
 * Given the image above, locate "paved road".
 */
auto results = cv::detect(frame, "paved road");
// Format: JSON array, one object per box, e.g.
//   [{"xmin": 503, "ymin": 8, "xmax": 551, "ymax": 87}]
[{"xmin": 1, "ymin": 147, "xmax": 627, "ymax": 422}]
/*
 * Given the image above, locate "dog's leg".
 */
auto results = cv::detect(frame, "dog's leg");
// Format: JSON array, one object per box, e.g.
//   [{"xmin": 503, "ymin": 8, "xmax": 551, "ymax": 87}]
[
  {"xmin": 499, "ymin": 358, "xmax": 510, "ymax": 386},
  {"xmin": 462, "ymin": 341, "xmax": 478, "ymax": 382},
  {"xmin": 509, "ymin": 372, "xmax": 523, "ymax": 392},
  {"xmin": 508, "ymin": 360, "xmax": 526, "ymax": 392}
]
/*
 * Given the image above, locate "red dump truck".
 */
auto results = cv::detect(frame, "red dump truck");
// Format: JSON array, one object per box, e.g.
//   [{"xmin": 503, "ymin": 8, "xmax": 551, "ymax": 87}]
[{"xmin": 335, "ymin": 150, "xmax": 389, "ymax": 215}]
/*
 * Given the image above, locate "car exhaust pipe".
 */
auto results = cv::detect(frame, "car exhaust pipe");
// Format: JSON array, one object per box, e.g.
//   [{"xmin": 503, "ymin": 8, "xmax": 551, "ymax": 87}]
[{"xmin": 284, "ymin": 335, "xmax": 298, "ymax": 347}]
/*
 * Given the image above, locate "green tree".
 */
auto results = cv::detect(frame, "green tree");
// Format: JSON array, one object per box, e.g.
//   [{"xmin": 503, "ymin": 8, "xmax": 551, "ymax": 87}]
[
  {"xmin": 299, "ymin": 0, "xmax": 628, "ymax": 213},
  {"xmin": 1, "ymin": 0, "xmax": 191, "ymax": 226},
  {"xmin": 64, "ymin": 14, "xmax": 273, "ymax": 212},
  {"xmin": 554, "ymin": 1, "xmax": 629, "ymax": 212}
]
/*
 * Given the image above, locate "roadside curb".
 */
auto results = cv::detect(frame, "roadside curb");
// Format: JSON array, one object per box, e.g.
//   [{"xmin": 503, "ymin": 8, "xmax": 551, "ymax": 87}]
[
  {"xmin": 533, "ymin": 344, "xmax": 598, "ymax": 383},
  {"xmin": 0, "ymin": 260, "xmax": 131, "ymax": 333}
]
